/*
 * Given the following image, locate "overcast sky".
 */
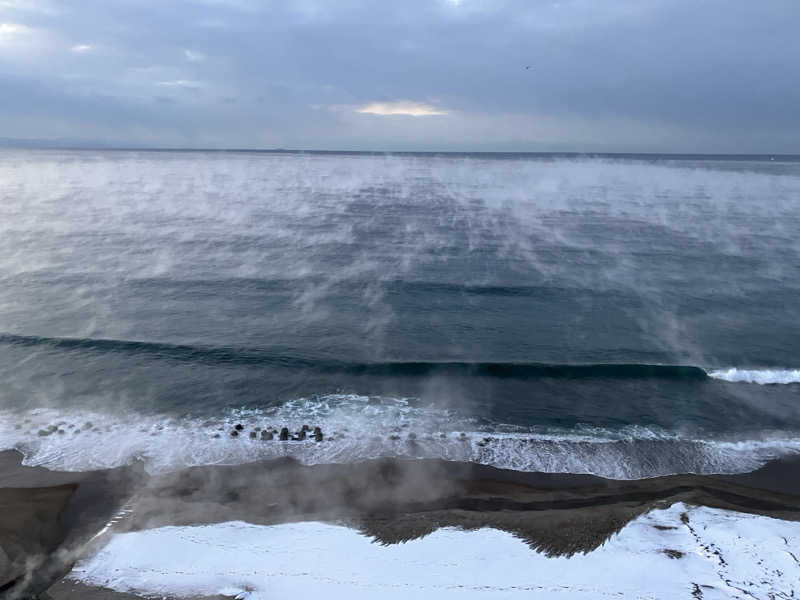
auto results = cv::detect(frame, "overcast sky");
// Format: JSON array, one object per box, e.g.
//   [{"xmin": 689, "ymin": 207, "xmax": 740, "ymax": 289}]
[{"xmin": 1, "ymin": 0, "xmax": 798, "ymax": 152}]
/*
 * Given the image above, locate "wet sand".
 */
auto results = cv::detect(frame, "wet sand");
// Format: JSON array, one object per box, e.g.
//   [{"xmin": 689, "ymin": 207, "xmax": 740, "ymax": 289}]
[{"xmin": 0, "ymin": 450, "xmax": 798, "ymax": 599}]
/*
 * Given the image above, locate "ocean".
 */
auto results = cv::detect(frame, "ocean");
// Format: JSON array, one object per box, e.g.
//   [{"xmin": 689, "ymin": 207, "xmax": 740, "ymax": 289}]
[{"xmin": 1, "ymin": 149, "xmax": 799, "ymax": 478}]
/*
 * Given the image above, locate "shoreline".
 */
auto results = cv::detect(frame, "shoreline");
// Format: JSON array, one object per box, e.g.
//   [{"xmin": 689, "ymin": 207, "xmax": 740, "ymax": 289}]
[{"xmin": 1, "ymin": 450, "xmax": 799, "ymax": 598}]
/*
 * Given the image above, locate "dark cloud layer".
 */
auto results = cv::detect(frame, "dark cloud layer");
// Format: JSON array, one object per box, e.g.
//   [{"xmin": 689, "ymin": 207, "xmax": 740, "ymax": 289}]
[{"xmin": 1, "ymin": 0, "xmax": 798, "ymax": 151}]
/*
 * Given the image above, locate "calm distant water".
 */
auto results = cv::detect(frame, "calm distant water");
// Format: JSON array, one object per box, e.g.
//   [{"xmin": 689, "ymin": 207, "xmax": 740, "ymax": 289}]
[{"xmin": 0, "ymin": 150, "xmax": 799, "ymax": 477}]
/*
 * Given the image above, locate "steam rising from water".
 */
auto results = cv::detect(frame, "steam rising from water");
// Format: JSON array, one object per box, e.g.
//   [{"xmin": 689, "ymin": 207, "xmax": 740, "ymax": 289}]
[
  {"xmin": 1, "ymin": 151, "xmax": 799, "ymax": 364},
  {"xmin": 1, "ymin": 151, "xmax": 799, "ymax": 481}
]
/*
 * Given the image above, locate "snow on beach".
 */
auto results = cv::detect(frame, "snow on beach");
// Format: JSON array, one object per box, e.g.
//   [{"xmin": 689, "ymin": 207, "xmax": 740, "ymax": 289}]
[{"xmin": 71, "ymin": 503, "xmax": 800, "ymax": 600}]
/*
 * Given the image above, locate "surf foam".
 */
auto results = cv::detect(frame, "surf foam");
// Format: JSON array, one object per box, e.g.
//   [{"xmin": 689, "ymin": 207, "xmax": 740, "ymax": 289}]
[
  {"xmin": 2, "ymin": 397, "xmax": 799, "ymax": 478},
  {"xmin": 70, "ymin": 503, "xmax": 800, "ymax": 600},
  {"xmin": 708, "ymin": 367, "xmax": 800, "ymax": 384}
]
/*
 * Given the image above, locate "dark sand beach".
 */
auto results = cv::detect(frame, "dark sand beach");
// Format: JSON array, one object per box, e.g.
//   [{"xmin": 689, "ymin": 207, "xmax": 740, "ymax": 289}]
[{"xmin": 1, "ymin": 449, "xmax": 799, "ymax": 599}]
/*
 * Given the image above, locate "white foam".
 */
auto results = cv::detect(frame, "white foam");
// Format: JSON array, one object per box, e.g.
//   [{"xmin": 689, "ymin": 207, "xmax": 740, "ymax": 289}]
[
  {"xmin": 708, "ymin": 367, "xmax": 800, "ymax": 385},
  {"xmin": 2, "ymin": 402, "xmax": 799, "ymax": 478},
  {"xmin": 70, "ymin": 503, "xmax": 800, "ymax": 600}
]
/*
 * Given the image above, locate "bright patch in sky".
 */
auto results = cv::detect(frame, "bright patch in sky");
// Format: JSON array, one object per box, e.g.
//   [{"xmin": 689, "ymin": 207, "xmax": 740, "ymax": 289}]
[
  {"xmin": 71, "ymin": 43, "xmax": 92, "ymax": 53},
  {"xmin": 0, "ymin": 22, "xmax": 29, "ymax": 42},
  {"xmin": 357, "ymin": 101, "xmax": 448, "ymax": 117},
  {"xmin": 183, "ymin": 49, "xmax": 205, "ymax": 62},
  {"xmin": 157, "ymin": 79, "xmax": 202, "ymax": 89}
]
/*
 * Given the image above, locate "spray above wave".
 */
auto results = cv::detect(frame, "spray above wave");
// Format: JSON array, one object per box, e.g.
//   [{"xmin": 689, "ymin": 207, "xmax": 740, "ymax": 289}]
[
  {"xmin": 1, "ymin": 395, "xmax": 798, "ymax": 479},
  {"xmin": 708, "ymin": 368, "xmax": 800, "ymax": 385}
]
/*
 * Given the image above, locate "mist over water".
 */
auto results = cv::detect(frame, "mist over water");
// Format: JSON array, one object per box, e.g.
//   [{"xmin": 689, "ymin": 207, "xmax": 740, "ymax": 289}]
[{"xmin": 1, "ymin": 150, "xmax": 799, "ymax": 476}]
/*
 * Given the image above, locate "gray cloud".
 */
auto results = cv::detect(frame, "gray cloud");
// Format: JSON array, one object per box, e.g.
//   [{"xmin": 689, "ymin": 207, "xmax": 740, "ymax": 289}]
[{"xmin": 0, "ymin": 0, "xmax": 798, "ymax": 151}]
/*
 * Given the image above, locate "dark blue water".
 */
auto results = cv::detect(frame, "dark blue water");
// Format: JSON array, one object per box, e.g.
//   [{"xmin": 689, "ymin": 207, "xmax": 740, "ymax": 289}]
[{"xmin": 0, "ymin": 150, "xmax": 798, "ymax": 477}]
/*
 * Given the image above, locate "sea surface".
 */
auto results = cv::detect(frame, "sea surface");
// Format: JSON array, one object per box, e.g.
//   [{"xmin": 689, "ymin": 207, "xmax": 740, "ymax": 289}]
[{"xmin": 1, "ymin": 149, "xmax": 799, "ymax": 478}]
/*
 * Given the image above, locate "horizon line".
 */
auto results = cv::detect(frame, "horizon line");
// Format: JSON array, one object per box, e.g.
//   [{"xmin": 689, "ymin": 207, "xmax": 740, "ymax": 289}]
[{"xmin": 0, "ymin": 143, "xmax": 798, "ymax": 159}]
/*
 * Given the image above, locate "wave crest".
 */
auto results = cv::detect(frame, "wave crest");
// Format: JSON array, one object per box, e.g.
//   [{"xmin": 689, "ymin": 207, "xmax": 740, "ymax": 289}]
[{"xmin": 708, "ymin": 368, "xmax": 800, "ymax": 385}]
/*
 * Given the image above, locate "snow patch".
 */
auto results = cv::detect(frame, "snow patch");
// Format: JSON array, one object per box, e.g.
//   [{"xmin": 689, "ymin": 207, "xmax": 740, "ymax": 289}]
[{"xmin": 70, "ymin": 503, "xmax": 800, "ymax": 599}]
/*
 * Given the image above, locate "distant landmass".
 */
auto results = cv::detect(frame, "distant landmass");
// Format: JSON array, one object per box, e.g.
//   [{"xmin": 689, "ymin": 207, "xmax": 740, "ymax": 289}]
[
  {"xmin": 0, "ymin": 139, "xmax": 797, "ymax": 159},
  {"xmin": 0, "ymin": 137, "xmax": 117, "ymax": 149}
]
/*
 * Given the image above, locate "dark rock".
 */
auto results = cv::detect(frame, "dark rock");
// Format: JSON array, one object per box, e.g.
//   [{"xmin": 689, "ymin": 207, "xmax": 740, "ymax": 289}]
[
  {"xmin": 663, "ymin": 549, "xmax": 684, "ymax": 559},
  {"xmin": 296, "ymin": 430, "xmax": 307, "ymax": 441},
  {"xmin": 313, "ymin": 427, "xmax": 323, "ymax": 442},
  {"xmin": 279, "ymin": 427, "xmax": 289, "ymax": 441},
  {"xmin": 389, "ymin": 434, "xmax": 400, "ymax": 441},
  {"xmin": 212, "ymin": 433, "xmax": 220, "ymax": 438},
  {"xmin": 261, "ymin": 430, "xmax": 274, "ymax": 440},
  {"xmin": 231, "ymin": 430, "xmax": 239, "ymax": 437},
  {"xmin": 249, "ymin": 431, "xmax": 257, "ymax": 439},
  {"xmin": 234, "ymin": 424, "xmax": 244, "ymax": 431}
]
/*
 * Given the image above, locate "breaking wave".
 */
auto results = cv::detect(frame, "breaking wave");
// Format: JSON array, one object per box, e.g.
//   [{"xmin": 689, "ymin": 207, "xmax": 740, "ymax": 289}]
[
  {"xmin": 1, "ymin": 394, "xmax": 798, "ymax": 479},
  {"xmin": 0, "ymin": 334, "xmax": 707, "ymax": 380},
  {"xmin": 6, "ymin": 334, "xmax": 799, "ymax": 384},
  {"xmin": 707, "ymin": 368, "xmax": 800, "ymax": 385}
]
